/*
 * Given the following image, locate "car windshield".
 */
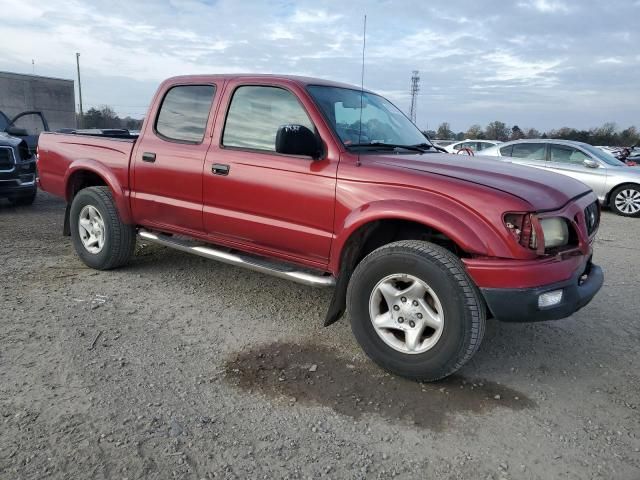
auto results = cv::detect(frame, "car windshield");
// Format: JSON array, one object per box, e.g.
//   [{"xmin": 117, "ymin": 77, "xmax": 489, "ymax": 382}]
[
  {"xmin": 307, "ymin": 85, "xmax": 429, "ymax": 150},
  {"xmin": 580, "ymin": 143, "xmax": 627, "ymax": 166}
]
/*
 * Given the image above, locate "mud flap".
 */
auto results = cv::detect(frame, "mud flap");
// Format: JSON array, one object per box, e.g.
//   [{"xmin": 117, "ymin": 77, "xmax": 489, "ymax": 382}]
[
  {"xmin": 63, "ymin": 204, "xmax": 71, "ymax": 236},
  {"xmin": 324, "ymin": 268, "xmax": 350, "ymax": 326}
]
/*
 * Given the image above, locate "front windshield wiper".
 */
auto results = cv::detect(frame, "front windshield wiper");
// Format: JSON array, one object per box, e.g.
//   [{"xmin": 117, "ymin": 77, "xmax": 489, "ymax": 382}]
[
  {"xmin": 347, "ymin": 142, "xmax": 432, "ymax": 153},
  {"xmin": 413, "ymin": 142, "xmax": 448, "ymax": 153}
]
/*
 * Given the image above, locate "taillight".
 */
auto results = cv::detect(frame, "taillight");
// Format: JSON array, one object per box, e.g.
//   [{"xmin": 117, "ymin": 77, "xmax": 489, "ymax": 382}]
[{"xmin": 504, "ymin": 213, "xmax": 537, "ymax": 250}]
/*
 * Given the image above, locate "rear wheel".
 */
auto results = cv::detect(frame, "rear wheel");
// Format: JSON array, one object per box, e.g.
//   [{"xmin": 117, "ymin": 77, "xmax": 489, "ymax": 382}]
[
  {"xmin": 610, "ymin": 185, "xmax": 640, "ymax": 217},
  {"xmin": 70, "ymin": 186, "xmax": 136, "ymax": 270},
  {"xmin": 347, "ymin": 240, "xmax": 485, "ymax": 381}
]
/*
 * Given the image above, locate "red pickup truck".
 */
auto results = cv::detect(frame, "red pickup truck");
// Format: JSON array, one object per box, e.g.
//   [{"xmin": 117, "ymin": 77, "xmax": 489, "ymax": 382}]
[{"xmin": 37, "ymin": 74, "xmax": 603, "ymax": 381}]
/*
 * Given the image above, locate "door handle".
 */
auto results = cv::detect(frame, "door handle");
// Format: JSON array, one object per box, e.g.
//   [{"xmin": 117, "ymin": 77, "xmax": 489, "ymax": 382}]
[
  {"xmin": 212, "ymin": 163, "xmax": 230, "ymax": 176},
  {"xmin": 142, "ymin": 152, "xmax": 156, "ymax": 163}
]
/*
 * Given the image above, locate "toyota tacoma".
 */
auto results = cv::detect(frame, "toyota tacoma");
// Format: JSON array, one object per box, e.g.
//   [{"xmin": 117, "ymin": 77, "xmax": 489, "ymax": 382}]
[{"xmin": 36, "ymin": 74, "xmax": 604, "ymax": 381}]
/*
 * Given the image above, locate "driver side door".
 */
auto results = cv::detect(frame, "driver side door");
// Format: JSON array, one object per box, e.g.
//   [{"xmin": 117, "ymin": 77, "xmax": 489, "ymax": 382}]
[
  {"xmin": 202, "ymin": 81, "xmax": 338, "ymax": 266},
  {"xmin": 546, "ymin": 144, "xmax": 608, "ymax": 198}
]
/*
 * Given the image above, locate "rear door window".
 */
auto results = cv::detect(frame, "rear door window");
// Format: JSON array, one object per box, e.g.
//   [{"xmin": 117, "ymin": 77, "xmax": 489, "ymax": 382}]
[
  {"xmin": 155, "ymin": 85, "xmax": 216, "ymax": 143},
  {"xmin": 511, "ymin": 143, "xmax": 546, "ymax": 161},
  {"xmin": 500, "ymin": 145, "xmax": 513, "ymax": 156}
]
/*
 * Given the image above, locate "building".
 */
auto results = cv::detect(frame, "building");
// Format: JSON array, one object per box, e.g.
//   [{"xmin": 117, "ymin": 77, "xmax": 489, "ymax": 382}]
[{"xmin": 0, "ymin": 71, "xmax": 76, "ymax": 131}]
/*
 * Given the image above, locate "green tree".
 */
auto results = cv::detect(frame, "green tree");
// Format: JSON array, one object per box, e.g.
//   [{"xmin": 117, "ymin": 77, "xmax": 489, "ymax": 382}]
[
  {"xmin": 525, "ymin": 128, "xmax": 541, "ymax": 138},
  {"xmin": 465, "ymin": 124, "xmax": 483, "ymax": 139},
  {"xmin": 485, "ymin": 121, "xmax": 510, "ymax": 141},
  {"xmin": 510, "ymin": 125, "xmax": 524, "ymax": 140},
  {"xmin": 436, "ymin": 122, "xmax": 453, "ymax": 140}
]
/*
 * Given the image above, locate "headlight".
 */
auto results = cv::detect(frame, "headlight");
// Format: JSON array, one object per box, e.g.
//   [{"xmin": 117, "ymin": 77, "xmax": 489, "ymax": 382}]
[{"xmin": 540, "ymin": 217, "xmax": 569, "ymax": 248}]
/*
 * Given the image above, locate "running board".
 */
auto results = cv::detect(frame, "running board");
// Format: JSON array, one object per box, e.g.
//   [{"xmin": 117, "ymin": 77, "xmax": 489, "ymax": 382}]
[{"xmin": 138, "ymin": 230, "xmax": 336, "ymax": 288}]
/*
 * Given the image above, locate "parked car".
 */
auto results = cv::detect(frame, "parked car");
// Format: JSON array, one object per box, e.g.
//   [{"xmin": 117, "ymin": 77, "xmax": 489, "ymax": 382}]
[
  {"xmin": 0, "ymin": 110, "xmax": 46, "ymax": 205},
  {"xmin": 37, "ymin": 74, "xmax": 603, "ymax": 381},
  {"xmin": 0, "ymin": 131, "xmax": 37, "ymax": 205},
  {"xmin": 0, "ymin": 109, "xmax": 49, "ymax": 155},
  {"xmin": 443, "ymin": 139, "xmax": 502, "ymax": 154},
  {"xmin": 480, "ymin": 139, "xmax": 640, "ymax": 217}
]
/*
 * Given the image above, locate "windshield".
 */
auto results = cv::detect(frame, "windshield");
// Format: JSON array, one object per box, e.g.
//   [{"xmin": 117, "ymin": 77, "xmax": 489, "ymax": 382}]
[
  {"xmin": 307, "ymin": 85, "xmax": 428, "ymax": 149},
  {"xmin": 581, "ymin": 143, "xmax": 627, "ymax": 166}
]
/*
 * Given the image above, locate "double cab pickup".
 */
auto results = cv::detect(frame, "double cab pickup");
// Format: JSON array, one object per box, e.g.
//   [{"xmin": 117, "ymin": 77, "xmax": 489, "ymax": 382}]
[{"xmin": 37, "ymin": 74, "xmax": 604, "ymax": 380}]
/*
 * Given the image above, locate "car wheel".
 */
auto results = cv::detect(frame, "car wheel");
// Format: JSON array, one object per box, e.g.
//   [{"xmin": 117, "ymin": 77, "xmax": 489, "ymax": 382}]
[
  {"xmin": 8, "ymin": 188, "xmax": 37, "ymax": 206},
  {"xmin": 610, "ymin": 185, "xmax": 640, "ymax": 217},
  {"xmin": 347, "ymin": 240, "xmax": 486, "ymax": 381},
  {"xmin": 70, "ymin": 186, "xmax": 136, "ymax": 270}
]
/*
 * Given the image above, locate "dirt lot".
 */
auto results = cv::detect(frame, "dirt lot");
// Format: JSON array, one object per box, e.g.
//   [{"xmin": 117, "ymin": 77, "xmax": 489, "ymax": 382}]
[{"xmin": 1, "ymin": 192, "xmax": 639, "ymax": 479}]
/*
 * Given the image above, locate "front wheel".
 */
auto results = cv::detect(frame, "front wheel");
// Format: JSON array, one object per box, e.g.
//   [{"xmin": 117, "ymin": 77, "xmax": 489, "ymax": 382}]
[
  {"xmin": 69, "ymin": 186, "xmax": 136, "ymax": 270},
  {"xmin": 610, "ymin": 185, "xmax": 640, "ymax": 217},
  {"xmin": 347, "ymin": 240, "xmax": 486, "ymax": 381}
]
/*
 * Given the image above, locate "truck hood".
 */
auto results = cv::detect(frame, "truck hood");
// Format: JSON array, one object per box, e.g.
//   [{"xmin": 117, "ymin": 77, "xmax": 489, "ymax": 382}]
[{"xmin": 371, "ymin": 153, "xmax": 592, "ymax": 211}]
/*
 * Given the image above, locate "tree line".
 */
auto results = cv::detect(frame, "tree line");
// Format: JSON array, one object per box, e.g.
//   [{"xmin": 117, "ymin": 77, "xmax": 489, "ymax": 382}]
[
  {"xmin": 78, "ymin": 106, "xmax": 143, "ymax": 131},
  {"xmin": 426, "ymin": 121, "xmax": 640, "ymax": 147}
]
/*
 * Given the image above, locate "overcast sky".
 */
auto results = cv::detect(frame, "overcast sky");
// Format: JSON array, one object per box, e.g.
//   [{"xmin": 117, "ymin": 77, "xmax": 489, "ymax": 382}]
[{"xmin": 1, "ymin": 0, "xmax": 638, "ymax": 132}]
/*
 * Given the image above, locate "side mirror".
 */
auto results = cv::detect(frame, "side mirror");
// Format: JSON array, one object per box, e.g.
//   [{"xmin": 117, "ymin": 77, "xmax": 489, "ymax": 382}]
[
  {"xmin": 583, "ymin": 159, "xmax": 599, "ymax": 169},
  {"xmin": 6, "ymin": 126, "xmax": 28, "ymax": 136},
  {"xmin": 275, "ymin": 124, "xmax": 321, "ymax": 159}
]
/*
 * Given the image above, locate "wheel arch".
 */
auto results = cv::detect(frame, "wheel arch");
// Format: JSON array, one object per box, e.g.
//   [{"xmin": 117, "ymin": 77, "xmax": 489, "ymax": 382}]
[
  {"xmin": 605, "ymin": 181, "xmax": 640, "ymax": 207},
  {"xmin": 324, "ymin": 201, "xmax": 505, "ymax": 327},
  {"xmin": 63, "ymin": 160, "xmax": 133, "ymax": 234}
]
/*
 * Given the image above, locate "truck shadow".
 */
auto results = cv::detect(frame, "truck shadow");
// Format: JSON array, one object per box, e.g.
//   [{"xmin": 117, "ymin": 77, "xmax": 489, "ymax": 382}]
[{"xmin": 224, "ymin": 342, "xmax": 535, "ymax": 431}]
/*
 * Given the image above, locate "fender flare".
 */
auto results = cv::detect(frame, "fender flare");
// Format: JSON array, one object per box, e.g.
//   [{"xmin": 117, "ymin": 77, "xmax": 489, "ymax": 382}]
[
  {"xmin": 323, "ymin": 200, "xmax": 511, "ymax": 327},
  {"xmin": 329, "ymin": 199, "xmax": 508, "ymax": 273},
  {"xmin": 63, "ymin": 159, "xmax": 133, "ymax": 224}
]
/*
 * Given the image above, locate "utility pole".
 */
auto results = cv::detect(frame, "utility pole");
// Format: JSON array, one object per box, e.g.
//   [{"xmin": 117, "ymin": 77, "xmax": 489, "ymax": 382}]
[
  {"xmin": 409, "ymin": 70, "xmax": 420, "ymax": 124},
  {"xmin": 76, "ymin": 52, "xmax": 83, "ymax": 128}
]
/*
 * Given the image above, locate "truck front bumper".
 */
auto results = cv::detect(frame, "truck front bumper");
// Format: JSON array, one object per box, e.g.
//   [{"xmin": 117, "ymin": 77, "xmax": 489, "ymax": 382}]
[{"xmin": 479, "ymin": 257, "xmax": 603, "ymax": 322}]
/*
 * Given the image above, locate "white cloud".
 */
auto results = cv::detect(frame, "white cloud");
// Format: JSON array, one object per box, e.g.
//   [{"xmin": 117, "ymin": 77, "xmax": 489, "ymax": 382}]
[
  {"xmin": 0, "ymin": 0, "xmax": 638, "ymax": 130},
  {"xmin": 518, "ymin": 0, "xmax": 570, "ymax": 13},
  {"xmin": 597, "ymin": 57, "xmax": 624, "ymax": 65}
]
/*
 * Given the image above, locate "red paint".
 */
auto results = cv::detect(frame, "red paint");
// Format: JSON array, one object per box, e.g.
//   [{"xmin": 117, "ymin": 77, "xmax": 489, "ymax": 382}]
[{"xmin": 37, "ymin": 74, "xmax": 598, "ymax": 291}]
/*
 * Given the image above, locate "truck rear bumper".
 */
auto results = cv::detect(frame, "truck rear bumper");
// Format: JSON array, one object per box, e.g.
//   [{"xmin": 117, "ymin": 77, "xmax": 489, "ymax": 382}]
[{"xmin": 479, "ymin": 257, "xmax": 603, "ymax": 322}]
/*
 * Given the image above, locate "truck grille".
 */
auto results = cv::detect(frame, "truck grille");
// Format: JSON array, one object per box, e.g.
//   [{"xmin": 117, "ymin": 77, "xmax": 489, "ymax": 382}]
[
  {"xmin": 584, "ymin": 202, "xmax": 599, "ymax": 236},
  {"xmin": 0, "ymin": 147, "xmax": 15, "ymax": 171}
]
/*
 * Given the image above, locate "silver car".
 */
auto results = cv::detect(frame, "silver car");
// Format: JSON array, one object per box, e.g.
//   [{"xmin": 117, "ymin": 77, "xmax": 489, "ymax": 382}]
[{"xmin": 480, "ymin": 139, "xmax": 640, "ymax": 217}]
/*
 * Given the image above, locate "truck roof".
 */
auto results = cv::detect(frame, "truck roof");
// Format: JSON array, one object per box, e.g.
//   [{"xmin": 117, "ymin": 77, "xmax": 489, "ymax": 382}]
[{"xmin": 162, "ymin": 74, "xmax": 373, "ymax": 93}]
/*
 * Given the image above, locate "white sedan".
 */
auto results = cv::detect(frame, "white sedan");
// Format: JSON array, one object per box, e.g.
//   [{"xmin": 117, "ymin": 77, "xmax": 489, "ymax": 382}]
[{"xmin": 443, "ymin": 139, "xmax": 502, "ymax": 154}]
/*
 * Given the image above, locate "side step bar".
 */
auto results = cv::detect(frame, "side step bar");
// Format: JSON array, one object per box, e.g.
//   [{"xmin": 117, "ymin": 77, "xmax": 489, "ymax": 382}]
[{"xmin": 138, "ymin": 229, "xmax": 336, "ymax": 288}]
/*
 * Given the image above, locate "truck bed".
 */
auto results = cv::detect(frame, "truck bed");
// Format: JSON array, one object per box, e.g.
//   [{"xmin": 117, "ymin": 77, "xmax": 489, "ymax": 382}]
[{"xmin": 37, "ymin": 132, "xmax": 136, "ymax": 202}]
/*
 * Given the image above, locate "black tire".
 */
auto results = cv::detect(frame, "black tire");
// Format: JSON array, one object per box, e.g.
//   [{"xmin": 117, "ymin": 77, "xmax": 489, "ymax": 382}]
[
  {"xmin": 69, "ymin": 186, "xmax": 136, "ymax": 270},
  {"xmin": 347, "ymin": 240, "xmax": 486, "ymax": 382},
  {"xmin": 609, "ymin": 184, "xmax": 640, "ymax": 217},
  {"xmin": 8, "ymin": 188, "xmax": 37, "ymax": 206}
]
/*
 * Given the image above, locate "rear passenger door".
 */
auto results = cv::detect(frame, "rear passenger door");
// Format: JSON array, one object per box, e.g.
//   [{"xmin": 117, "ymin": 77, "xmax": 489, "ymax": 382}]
[
  {"xmin": 132, "ymin": 83, "xmax": 218, "ymax": 233},
  {"xmin": 508, "ymin": 142, "xmax": 548, "ymax": 170},
  {"xmin": 202, "ymin": 82, "xmax": 338, "ymax": 265}
]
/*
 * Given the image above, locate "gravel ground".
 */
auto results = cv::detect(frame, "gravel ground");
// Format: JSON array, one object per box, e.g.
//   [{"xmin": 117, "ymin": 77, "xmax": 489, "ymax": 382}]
[{"xmin": 1, "ymin": 191, "xmax": 639, "ymax": 480}]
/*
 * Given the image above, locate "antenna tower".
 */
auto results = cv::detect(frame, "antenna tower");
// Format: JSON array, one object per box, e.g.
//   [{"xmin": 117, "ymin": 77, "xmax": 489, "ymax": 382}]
[{"xmin": 409, "ymin": 70, "xmax": 420, "ymax": 123}]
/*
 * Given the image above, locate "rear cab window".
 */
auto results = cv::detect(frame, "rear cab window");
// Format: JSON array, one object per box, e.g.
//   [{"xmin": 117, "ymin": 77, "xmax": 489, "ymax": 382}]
[
  {"xmin": 155, "ymin": 85, "xmax": 216, "ymax": 143},
  {"xmin": 222, "ymin": 85, "xmax": 314, "ymax": 152}
]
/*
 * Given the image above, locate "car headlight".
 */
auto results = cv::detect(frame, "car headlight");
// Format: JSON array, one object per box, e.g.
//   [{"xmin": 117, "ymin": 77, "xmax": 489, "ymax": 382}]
[{"xmin": 540, "ymin": 217, "xmax": 569, "ymax": 248}]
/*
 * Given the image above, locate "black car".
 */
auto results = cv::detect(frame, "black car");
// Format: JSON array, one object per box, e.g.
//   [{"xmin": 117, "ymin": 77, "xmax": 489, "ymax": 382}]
[{"xmin": 0, "ymin": 110, "xmax": 48, "ymax": 205}]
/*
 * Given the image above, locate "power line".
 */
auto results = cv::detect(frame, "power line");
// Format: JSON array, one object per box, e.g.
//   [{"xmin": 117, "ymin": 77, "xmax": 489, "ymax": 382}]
[{"xmin": 409, "ymin": 70, "xmax": 420, "ymax": 124}]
